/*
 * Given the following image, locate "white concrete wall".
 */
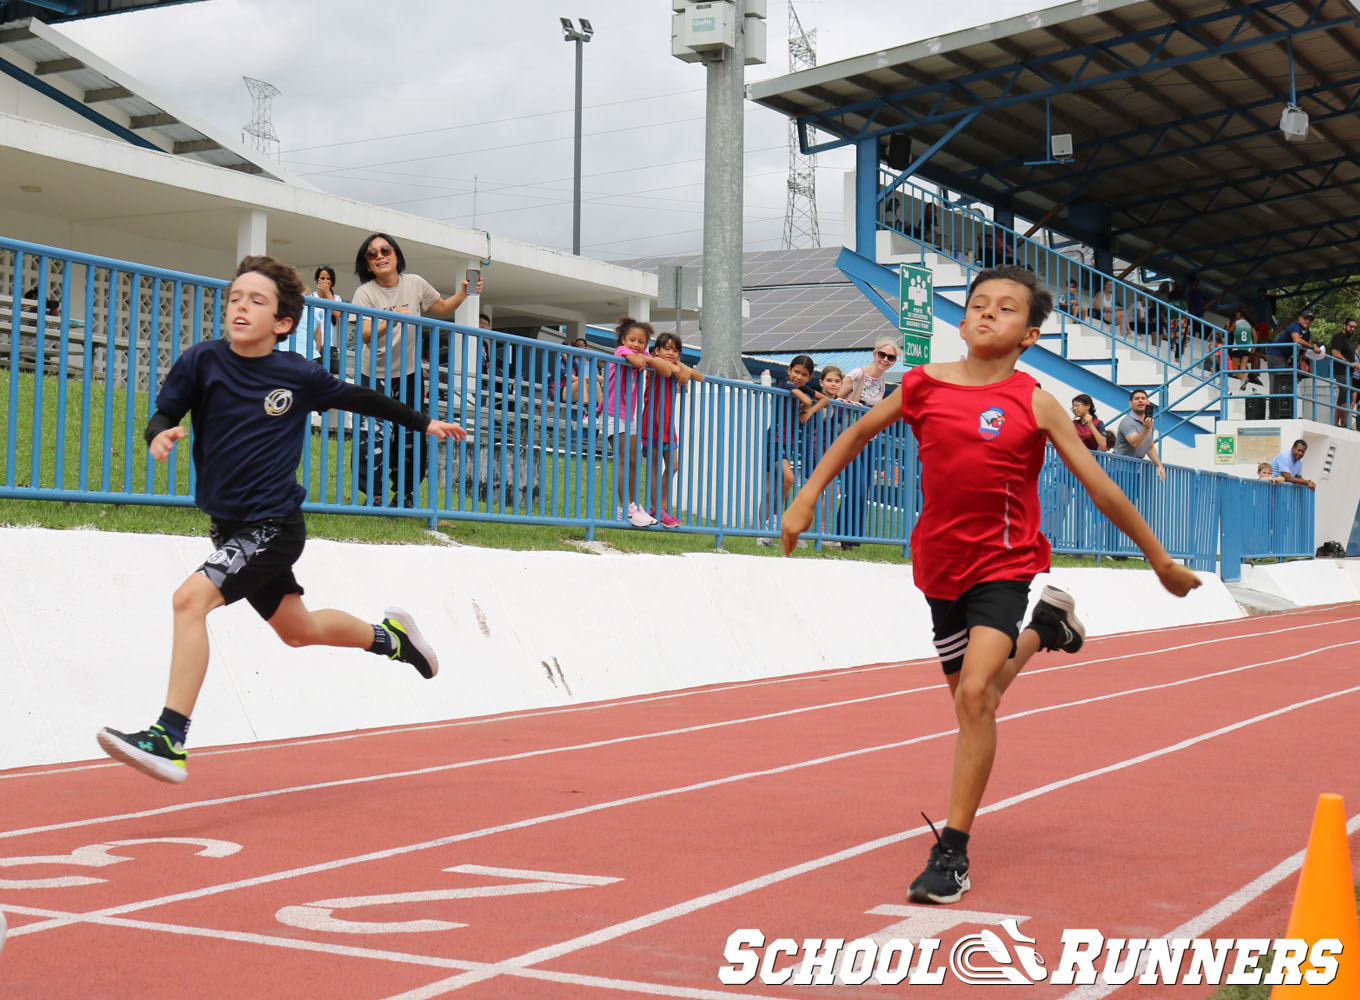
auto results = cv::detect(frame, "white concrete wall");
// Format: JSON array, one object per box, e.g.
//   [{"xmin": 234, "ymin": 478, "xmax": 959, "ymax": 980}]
[
  {"xmin": 0, "ymin": 526, "xmax": 1250, "ymax": 771},
  {"xmin": 0, "ymin": 73, "xmax": 112, "ymax": 141},
  {"xmin": 3, "ymin": 198, "xmax": 231, "ymax": 280},
  {"xmin": 1237, "ymin": 558, "xmax": 1360, "ymax": 607}
]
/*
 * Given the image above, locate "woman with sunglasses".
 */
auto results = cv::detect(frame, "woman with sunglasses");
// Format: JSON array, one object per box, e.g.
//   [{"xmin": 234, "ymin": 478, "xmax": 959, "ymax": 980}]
[
  {"xmin": 833, "ymin": 338, "xmax": 900, "ymax": 546},
  {"xmin": 351, "ymin": 233, "xmax": 482, "ymax": 507}
]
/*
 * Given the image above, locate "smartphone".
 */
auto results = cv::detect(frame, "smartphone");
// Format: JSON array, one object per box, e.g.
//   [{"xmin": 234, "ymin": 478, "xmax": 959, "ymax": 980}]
[
  {"xmin": 466, "ymin": 268, "xmax": 481, "ymax": 290},
  {"xmin": 1145, "ymin": 402, "xmax": 1157, "ymax": 419}
]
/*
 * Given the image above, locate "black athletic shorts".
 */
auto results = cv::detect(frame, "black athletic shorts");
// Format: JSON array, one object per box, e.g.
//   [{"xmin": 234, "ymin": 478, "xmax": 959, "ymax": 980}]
[
  {"xmin": 199, "ymin": 510, "xmax": 306, "ymax": 620},
  {"xmin": 925, "ymin": 579, "xmax": 1031, "ymax": 676}
]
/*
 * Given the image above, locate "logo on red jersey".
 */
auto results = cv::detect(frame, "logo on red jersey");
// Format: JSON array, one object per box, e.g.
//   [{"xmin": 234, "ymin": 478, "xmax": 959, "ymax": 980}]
[{"xmin": 978, "ymin": 406, "xmax": 1005, "ymax": 440}]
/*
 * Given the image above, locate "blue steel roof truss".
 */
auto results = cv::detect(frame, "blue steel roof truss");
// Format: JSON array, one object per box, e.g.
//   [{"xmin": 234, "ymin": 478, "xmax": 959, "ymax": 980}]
[
  {"xmin": 795, "ymin": 0, "xmax": 1343, "ymax": 156},
  {"xmin": 1157, "ymin": 210, "xmax": 1360, "ymax": 276},
  {"xmin": 764, "ymin": 0, "xmax": 1360, "ymax": 297},
  {"xmin": 989, "ymin": 73, "xmax": 1360, "ymax": 200},
  {"xmin": 1113, "ymin": 154, "xmax": 1355, "ymax": 233}
]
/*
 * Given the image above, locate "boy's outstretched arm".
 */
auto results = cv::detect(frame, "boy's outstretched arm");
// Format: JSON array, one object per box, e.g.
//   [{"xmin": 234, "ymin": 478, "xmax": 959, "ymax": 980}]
[
  {"xmin": 144, "ymin": 410, "xmax": 187, "ymax": 461},
  {"xmin": 338, "ymin": 385, "xmax": 467, "ymax": 442},
  {"xmin": 1033, "ymin": 389, "xmax": 1200, "ymax": 597},
  {"xmin": 781, "ymin": 387, "xmax": 904, "ymax": 554}
]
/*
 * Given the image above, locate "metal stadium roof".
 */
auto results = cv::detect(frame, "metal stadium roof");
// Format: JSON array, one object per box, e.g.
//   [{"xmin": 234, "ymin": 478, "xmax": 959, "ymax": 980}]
[
  {"xmin": 748, "ymin": 0, "xmax": 1360, "ymax": 297},
  {"xmin": 0, "ymin": 0, "xmax": 202, "ymax": 23},
  {"xmin": 0, "ymin": 16, "xmax": 294, "ymax": 180}
]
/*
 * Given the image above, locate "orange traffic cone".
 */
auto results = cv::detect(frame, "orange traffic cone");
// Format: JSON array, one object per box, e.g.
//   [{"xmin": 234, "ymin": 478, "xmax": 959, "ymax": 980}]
[{"xmin": 1271, "ymin": 794, "xmax": 1359, "ymax": 997}]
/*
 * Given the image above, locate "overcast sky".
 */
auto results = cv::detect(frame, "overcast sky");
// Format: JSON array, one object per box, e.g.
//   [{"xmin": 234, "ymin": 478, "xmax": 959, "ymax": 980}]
[{"xmin": 60, "ymin": 0, "xmax": 1047, "ymax": 262}]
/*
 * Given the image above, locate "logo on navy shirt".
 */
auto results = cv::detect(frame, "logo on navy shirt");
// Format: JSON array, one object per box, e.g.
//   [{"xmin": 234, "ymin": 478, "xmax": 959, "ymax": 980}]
[
  {"xmin": 978, "ymin": 406, "xmax": 1005, "ymax": 440},
  {"xmin": 263, "ymin": 388, "xmax": 294, "ymax": 416}
]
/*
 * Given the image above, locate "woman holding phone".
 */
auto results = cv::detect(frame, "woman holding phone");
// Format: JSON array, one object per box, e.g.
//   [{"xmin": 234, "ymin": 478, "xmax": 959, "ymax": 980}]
[
  {"xmin": 351, "ymin": 233, "xmax": 483, "ymax": 507},
  {"xmin": 310, "ymin": 266, "xmax": 346, "ymax": 373}
]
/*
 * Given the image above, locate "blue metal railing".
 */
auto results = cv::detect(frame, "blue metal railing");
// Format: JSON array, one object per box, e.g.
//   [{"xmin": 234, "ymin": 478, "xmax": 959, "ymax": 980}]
[
  {"xmin": 878, "ymin": 174, "xmax": 1227, "ymax": 429},
  {"xmin": 1, "ymin": 234, "xmax": 1315, "ymax": 572}
]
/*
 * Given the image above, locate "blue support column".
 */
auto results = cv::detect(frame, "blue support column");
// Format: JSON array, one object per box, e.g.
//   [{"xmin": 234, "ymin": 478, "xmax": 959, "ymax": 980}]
[
  {"xmin": 1218, "ymin": 474, "xmax": 1244, "ymax": 582},
  {"xmin": 856, "ymin": 137, "xmax": 879, "ymax": 260}
]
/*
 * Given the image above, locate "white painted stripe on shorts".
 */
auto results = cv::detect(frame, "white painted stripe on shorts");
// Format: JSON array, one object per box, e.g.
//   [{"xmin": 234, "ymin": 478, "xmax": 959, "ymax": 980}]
[{"xmin": 933, "ymin": 629, "xmax": 969, "ymax": 656}]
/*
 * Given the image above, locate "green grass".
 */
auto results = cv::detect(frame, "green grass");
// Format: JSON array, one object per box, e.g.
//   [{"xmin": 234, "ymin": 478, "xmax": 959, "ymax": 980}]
[
  {"xmin": 1210, "ymin": 883, "xmax": 1360, "ymax": 999},
  {"xmin": 2, "ymin": 367, "xmax": 1155, "ymax": 564},
  {"xmin": 0, "ymin": 491, "xmax": 1153, "ymax": 568}
]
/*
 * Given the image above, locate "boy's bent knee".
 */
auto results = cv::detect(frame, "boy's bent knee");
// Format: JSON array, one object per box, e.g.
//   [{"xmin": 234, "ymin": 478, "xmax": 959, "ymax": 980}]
[
  {"xmin": 274, "ymin": 626, "xmax": 315, "ymax": 649},
  {"xmin": 267, "ymin": 623, "xmax": 318, "ymax": 653},
  {"xmin": 267, "ymin": 598, "xmax": 321, "ymax": 648}
]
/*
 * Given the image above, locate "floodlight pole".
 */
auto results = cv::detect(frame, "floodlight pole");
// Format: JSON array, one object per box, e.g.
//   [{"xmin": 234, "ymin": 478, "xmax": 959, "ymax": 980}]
[
  {"xmin": 699, "ymin": 0, "xmax": 749, "ymax": 380},
  {"xmin": 563, "ymin": 18, "xmax": 593, "ymax": 256}
]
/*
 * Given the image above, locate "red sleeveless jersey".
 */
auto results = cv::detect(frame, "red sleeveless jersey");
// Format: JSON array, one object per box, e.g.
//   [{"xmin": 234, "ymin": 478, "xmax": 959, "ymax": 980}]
[{"xmin": 899, "ymin": 366, "xmax": 1051, "ymax": 599}]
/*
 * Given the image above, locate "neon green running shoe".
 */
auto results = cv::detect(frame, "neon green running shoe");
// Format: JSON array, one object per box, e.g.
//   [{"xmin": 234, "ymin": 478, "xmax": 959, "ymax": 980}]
[
  {"xmin": 382, "ymin": 606, "xmax": 438, "ymax": 679},
  {"xmin": 97, "ymin": 724, "xmax": 188, "ymax": 784}
]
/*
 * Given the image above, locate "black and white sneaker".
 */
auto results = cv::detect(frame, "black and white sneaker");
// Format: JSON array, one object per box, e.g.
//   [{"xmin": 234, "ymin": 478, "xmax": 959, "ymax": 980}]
[
  {"xmin": 97, "ymin": 724, "xmax": 188, "ymax": 784},
  {"xmin": 1027, "ymin": 585, "xmax": 1086, "ymax": 654},
  {"xmin": 382, "ymin": 607, "xmax": 439, "ymax": 679},
  {"xmin": 908, "ymin": 838, "xmax": 971, "ymax": 905}
]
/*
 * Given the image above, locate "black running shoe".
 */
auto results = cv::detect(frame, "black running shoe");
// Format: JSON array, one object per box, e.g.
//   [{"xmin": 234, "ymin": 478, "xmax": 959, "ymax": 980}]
[
  {"xmin": 908, "ymin": 839, "xmax": 971, "ymax": 905},
  {"xmin": 1026, "ymin": 585, "xmax": 1086, "ymax": 653},
  {"xmin": 382, "ymin": 606, "xmax": 439, "ymax": 679},
  {"xmin": 97, "ymin": 724, "xmax": 188, "ymax": 784}
]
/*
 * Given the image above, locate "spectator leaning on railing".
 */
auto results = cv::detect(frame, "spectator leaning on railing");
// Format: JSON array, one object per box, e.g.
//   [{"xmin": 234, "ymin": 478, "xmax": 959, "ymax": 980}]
[
  {"xmin": 1270, "ymin": 439, "xmax": 1316, "ymax": 491},
  {"xmin": 1265, "ymin": 309, "xmax": 1321, "ymax": 375},
  {"xmin": 1328, "ymin": 319, "xmax": 1359, "ymax": 430},
  {"xmin": 351, "ymin": 232, "xmax": 482, "ymax": 508}
]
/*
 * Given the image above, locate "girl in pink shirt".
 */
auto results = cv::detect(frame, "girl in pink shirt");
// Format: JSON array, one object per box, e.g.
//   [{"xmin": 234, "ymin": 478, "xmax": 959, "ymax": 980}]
[
  {"xmin": 603, "ymin": 318, "xmax": 680, "ymax": 527},
  {"xmin": 640, "ymin": 332, "xmax": 703, "ymax": 526}
]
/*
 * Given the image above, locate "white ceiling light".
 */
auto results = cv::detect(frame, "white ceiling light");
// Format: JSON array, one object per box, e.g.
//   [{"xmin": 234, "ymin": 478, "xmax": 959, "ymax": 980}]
[{"xmin": 1279, "ymin": 103, "xmax": 1309, "ymax": 142}]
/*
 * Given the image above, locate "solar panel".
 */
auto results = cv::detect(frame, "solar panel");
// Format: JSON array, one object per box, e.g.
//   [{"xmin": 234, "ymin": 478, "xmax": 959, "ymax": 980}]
[{"xmin": 612, "ymin": 247, "xmax": 898, "ymax": 354}]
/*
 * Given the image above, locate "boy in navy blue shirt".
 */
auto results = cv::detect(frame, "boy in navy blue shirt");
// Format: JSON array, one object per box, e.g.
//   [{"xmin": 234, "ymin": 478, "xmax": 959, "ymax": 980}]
[{"xmin": 97, "ymin": 256, "xmax": 466, "ymax": 784}]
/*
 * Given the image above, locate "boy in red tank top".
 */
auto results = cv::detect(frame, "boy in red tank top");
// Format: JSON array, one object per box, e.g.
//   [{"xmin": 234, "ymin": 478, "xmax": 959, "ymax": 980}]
[{"xmin": 783, "ymin": 265, "xmax": 1201, "ymax": 905}]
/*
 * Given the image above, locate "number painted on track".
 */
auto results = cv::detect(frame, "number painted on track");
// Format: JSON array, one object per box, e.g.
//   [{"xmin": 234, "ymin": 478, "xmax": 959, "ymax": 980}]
[
  {"xmin": 276, "ymin": 864, "xmax": 622, "ymax": 935},
  {"xmin": 0, "ymin": 838, "xmax": 242, "ymax": 889}
]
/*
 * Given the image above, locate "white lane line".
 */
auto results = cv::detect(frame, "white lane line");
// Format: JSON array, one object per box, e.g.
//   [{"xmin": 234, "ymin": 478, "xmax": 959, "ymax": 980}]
[
  {"xmin": 11, "ymin": 644, "xmax": 1359, "ymax": 945},
  {"xmin": 8, "ymin": 610, "xmax": 1353, "ymax": 786},
  {"xmin": 0, "ymin": 903, "xmax": 482, "ymax": 971},
  {"xmin": 372, "ymin": 682, "xmax": 1360, "ymax": 998},
  {"xmin": 0, "ymin": 684, "xmax": 949, "ymax": 841},
  {"xmin": 5, "ymin": 622, "xmax": 1355, "ymax": 842},
  {"xmin": 0, "ymin": 902, "xmax": 797, "ymax": 1000},
  {"xmin": 0, "ymin": 659, "xmax": 930, "ymax": 783},
  {"xmin": 1058, "ymin": 810, "xmax": 1360, "ymax": 1000}
]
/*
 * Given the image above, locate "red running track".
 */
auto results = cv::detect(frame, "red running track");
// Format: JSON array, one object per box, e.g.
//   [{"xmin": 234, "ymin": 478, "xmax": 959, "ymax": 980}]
[{"xmin": 2, "ymin": 604, "xmax": 1358, "ymax": 999}]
